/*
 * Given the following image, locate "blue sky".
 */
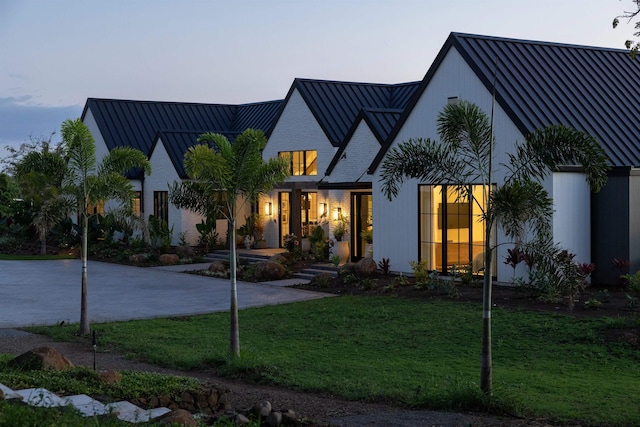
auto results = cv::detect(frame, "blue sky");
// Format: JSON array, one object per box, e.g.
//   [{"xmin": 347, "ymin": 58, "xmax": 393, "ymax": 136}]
[{"xmin": 0, "ymin": 0, "xmax": 633, "ymax": 156}]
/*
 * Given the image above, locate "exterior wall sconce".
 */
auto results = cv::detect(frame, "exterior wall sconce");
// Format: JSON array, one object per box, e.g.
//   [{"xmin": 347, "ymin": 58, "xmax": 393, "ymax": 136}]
[
  {"xmin": 319, "ymin": 203, "xmax": 327, "ymax": 217},
  {"xmin": 266, "ymin": 202, "xmax": 272, "ymax": 216},
  {"xmin": 333, "ymin": 207, "xmax": 342, "ymax": 220}
]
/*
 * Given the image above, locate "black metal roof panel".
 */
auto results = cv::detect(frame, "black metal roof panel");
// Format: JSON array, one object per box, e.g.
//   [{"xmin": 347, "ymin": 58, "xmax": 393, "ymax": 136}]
[
  {"xmin": 233, "ymin": 100, "xmax": 283, "ymax": 136},
  {"xmin": 294, "ymin": 79, "xmax": 420, "ymax": 147},
  {"xmin": 82, "ymin": 99, "xmax": 237, "ymax": 156},
  {"xmin": 452, "ymin": 33, "xmax": 640, "ymax": 167},
  {"xmin": 82, "ymin": 98, "xmax": 283, "ymax": 179},
  {"xmin": 370, "ymin": 33, "xmax": 640, "ymax": 172},
  {"xmin": 154, "ymin": 130, "xmax": 239, "ymax": 179}
]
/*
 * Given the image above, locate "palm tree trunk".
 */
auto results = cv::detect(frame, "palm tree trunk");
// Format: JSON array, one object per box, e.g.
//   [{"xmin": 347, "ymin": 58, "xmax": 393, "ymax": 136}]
[
  {"xmin": 480, "ymin": 220, "xmax": 493, "ymax": 395},
  {"xmin": 229, "ymin": 217, "xmax": 240, "ymax": 358},
  {"xmin": 79, "ymin": 213, "xmax": 90, "ymax": 335}
]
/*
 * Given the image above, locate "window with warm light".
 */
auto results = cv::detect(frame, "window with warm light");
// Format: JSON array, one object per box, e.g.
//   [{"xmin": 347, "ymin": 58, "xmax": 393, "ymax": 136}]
[
  {"xmin": 279, "ymin": 150, "xmax": 317, "ymax": 176},
  {"xmin": 87, "ymin": 200, "xmax": 104, "ymax": 216},
  {"xmin": 419, "ymin": 184, "xmax": 496, "ymax": 275}
]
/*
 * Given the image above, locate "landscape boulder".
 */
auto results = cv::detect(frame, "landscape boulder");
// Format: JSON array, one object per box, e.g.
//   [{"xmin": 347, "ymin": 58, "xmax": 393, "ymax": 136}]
[
  {"xmin": 129, "ymin": 253, "xmax": 149, "ymax": 263},
  {"xmin": 356, "ymin": 257, "xmax": 377, "ymax": 274},
  {"xmin": 254, "ymin": 261, "xmax": 286, "ymax": 281},
  {"xmin": 155, "ymin": 409, "xmax": 198, "ymax": 426},
  {"xmin": 159, "ymin": 254, "xmax": 180, "ymax": 265},
  {"xmin": 9, "ymin": 346, "xmax": 74, "ymax": 371},
  {"xmin": 208, "ymin": 260, "xmax": 227, "ymax": 273}
]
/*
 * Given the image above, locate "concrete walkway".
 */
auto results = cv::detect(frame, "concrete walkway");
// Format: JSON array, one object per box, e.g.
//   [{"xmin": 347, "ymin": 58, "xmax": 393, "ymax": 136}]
[{"xmin": 0, "ymin": 259, "xmax": 328, "ymax": 328}]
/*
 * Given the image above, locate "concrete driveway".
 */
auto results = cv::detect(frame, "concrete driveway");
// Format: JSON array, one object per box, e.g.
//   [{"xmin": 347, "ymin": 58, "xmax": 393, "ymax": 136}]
[{"xmin": 0, "ymin": 260, "xmax": 328, "ymax": 328}]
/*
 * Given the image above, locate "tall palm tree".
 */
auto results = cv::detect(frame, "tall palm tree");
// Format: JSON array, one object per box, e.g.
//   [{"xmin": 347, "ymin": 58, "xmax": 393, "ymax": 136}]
[
  {"xmin": 171, "ymin": 129, "xmax": 290, "ymax": 358},
  {"xmin": 61, "ymin": 118, "xmax": 151, "ymax": 335},
  {"xmin": 380, "ymin": 100, "xmax": 609, "ymax": 394}
]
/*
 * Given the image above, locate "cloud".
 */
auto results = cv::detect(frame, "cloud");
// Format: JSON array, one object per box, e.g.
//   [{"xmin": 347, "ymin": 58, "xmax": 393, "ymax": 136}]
[{"xmin": 0, "ymin": 96, "xmax": 82, "ymax": 153}]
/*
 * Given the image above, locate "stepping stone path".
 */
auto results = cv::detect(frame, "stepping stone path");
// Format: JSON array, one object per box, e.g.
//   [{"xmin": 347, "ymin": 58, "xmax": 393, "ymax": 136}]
[{"xmin": 0, "ymin": 382, "xmax": 171, "ymax": 423}]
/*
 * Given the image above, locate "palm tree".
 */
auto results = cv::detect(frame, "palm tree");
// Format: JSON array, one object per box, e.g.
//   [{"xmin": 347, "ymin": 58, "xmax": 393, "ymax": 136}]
[
  {"xmin": 171, "ymin": 129, "xmax": 290, "ymax": 357},
  {"xmin": 61, "ymin": 118, "xmax": 151, "ymax": 335},
  {"xmin": 13, "ymin": 146, "xmax": 68, "ymax": 254},
  {"xmin": 380, "ymin": 100, "xmax": 609, "ymax": 394}
]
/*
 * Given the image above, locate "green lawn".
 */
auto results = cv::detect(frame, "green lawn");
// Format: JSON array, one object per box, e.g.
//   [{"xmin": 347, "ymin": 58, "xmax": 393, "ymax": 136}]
[{"xmin": 27, "ymin": 296, "xmax": 640, "ymax": 426}]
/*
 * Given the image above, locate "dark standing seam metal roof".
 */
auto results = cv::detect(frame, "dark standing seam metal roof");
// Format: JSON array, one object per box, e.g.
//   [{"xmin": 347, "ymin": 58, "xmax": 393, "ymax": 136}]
[
  {"xmin": 81, "ymin": 98, "xmax": 283, "ymax": 179},
  {"xmin": 369, "ymin": 32, "xmax": 640, "ymax": 173},
  {"xmin": 291, "ymin": 79, "xmax": 420, "ymax": 147}
]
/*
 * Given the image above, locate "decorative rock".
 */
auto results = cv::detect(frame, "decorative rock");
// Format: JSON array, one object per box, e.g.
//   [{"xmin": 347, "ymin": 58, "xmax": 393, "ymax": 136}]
[
  {"xmin": 99, "ymin": 370, "xmax": 121, "ymax": 384},
  {"xmin": 268, "ymin": 254, "xmax": 287, "ymax": 264},
  {"xmin": 218, "ymin": 391, "xmax": 232, "ymax": 410},
  {"xmin": 235, "ymin": 413, "xmax": 251, "ymax": 426},
  {"xmin": 267, "ymin": 410, "xmax": 283, "ymax": 427},
  {"xmin": 175, "ymin": 245, "xmax": 194, "ymax": 258},
  {"xmin": 9, "ymin": 346, "xmax": 74, "ymax": 371},
  {"xmin": 253, "ymin": 400, "xmax": 272, "ymax": 418},
  {"xmin": 208, "ymin": 260, "xmax": 227, "ymax": 272},
  {"xmin": 281, "ymin": 409, "xmax": 299, "ymax": 426},
  {"xmin": 156, "ymin": 409, "xmax": 198, "ymax": 426},
  {"xmin": 356, "ymin": 257, "xmax": 377, "ymax": 274},
  {"xmin": 254, "ymin": 261, "xmax": 286, "ymax": 281},
  {"xmin": 339, "ymin": 263, "xmax": 358, "ymax": 274},
  {"xmin": 206, "ymin": 389, "xmax": 219, "ymax": 407},
  {"xmin": 129, "ymin": 253, "xmax": 149, "ymax": 263},
  {"xmin": 159, "ymin": 253, "xmax": 179, "ymax": 265}
]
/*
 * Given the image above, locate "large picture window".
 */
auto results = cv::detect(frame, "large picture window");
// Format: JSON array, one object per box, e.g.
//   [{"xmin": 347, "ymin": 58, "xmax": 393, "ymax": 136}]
[
  {"xmin": 419, "ymin": 184, "xmax": 496, "ymax": 275},
  {"xmin": 279, "ymin": 150, "xmax": 317, "ymax": 176}
]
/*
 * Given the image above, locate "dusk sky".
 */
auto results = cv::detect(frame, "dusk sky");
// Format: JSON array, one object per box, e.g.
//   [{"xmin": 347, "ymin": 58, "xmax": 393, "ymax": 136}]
[{"xmin": 0, "ymin": 0, "xmax": 634, "ymax": 157}]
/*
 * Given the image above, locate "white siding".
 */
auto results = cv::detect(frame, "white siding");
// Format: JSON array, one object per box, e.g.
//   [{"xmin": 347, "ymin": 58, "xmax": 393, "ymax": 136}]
[
  {"xmin": 552, "ymin": 172, "xmax": 591, "ymax": 263},
  {"xmin": 372, "ymin": 48, "xmax": 534, "ymax": 282},
  {"xmin": 83, "ymin": 109, "xmax": 110, "ymax": 164},
  {"xmin": 147, "ymin": 138, "xmax": 198, "ymax": 246},
  {"xmin": 263, "ymin": 89, "xmax": 336, "ymax": 175},
  {"xmin": 327, "ymin": 120, "xmax": 378, "ymax": 183}
]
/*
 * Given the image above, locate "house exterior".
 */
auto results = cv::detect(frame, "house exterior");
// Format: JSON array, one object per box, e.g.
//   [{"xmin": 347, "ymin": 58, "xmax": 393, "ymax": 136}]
[
  {"xmin": 81, "ymin": 98, "xmax": 282, "ymax": 245},
  {"xmin": 368, "ymin": 33, "xmax": 640, "ymax": 284},
  {"xmin": 260, "ymin": 78, "xmax": 418, "ymax": 260},
  {"xmin": 81, "ymin": 33, "xmax": 640, "ymax": 285}
]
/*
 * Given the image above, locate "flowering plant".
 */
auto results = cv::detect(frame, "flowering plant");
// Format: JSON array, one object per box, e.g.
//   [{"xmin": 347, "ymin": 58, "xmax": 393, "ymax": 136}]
[{"xmin": 284, "ymin": 233, "xmax": 299, "ymax": 252}]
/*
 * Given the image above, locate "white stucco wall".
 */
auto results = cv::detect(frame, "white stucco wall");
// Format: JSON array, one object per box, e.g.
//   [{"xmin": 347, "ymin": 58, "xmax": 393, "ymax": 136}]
[{"xmin": 371, "ymin": 47, "xmax": 539, "ymax": 282}]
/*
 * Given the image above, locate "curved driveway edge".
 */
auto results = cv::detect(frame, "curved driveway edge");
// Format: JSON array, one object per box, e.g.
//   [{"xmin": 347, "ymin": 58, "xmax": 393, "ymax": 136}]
[{"xmin": 0, "ymin": 260, "xmax": 330, "ymax": 328}]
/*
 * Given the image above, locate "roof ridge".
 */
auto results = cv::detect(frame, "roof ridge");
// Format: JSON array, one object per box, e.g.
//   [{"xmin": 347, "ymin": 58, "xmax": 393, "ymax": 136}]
[{"xmin": 451, "ymin": 32, "xmax": 629, "ymax": 53}]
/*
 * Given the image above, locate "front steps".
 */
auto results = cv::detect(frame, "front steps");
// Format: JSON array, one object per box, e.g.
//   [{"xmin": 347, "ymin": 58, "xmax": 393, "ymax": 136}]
[
  {"xmin": 1, "ymin": 382, "xmax": 171, "ymax": 423},
  {"xmin": 207, "ymin": 250, "xmax": 339, "ymax": 281}
]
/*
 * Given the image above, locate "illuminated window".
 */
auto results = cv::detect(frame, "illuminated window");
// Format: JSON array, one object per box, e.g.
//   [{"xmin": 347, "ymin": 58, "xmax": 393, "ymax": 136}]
[
  {"xmin": 132, "ymin": 191, "xmax": 142, "ymax": 217},
  {"xmin": 279, "ymin": 150, "xmax": 317, "ymax": 176},
  {"xmin": 87, "ymin": 200, "xmax": 104, "ymax": 215},
  {"xmin": 419, "ymin": 184, "xmax": 496, "ymax": 275}
]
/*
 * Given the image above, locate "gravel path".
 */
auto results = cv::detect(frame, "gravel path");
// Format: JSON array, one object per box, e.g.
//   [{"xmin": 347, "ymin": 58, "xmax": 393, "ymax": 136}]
[{"xmin": 0, "ymin": 329, "xmax": 550, "ymax": 426}]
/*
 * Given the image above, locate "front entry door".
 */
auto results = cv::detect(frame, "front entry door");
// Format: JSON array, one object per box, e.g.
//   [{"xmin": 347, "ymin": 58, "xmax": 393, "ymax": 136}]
[
  {"xmin": 351, "ymin": 193, "xmax": 372, "ymax": 260},
  {"xmin": 279, "ymin": 192, "xmax": 291, "ymax": 247}
]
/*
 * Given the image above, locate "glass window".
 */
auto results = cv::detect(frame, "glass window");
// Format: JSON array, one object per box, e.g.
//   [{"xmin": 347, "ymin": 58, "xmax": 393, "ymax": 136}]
[
  {"xmin": 132, "ymin": 191, "xmax": 142, "ymax": 217},
  {"xmin": 154, "ymin": 191, "xmax": 169, "ymax": 224},
  {"xmin": 279, "ymin": 150, "xmax": 317, "ymax": 176},
  {"xmin": 419, "ymin": 184, "xmax": 495, "ymax": 275}
]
